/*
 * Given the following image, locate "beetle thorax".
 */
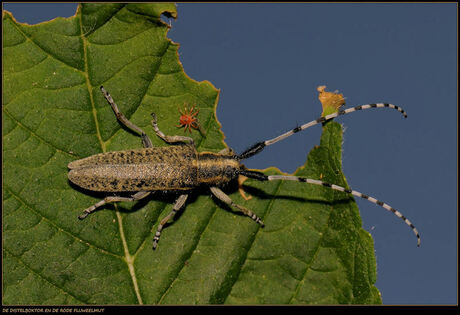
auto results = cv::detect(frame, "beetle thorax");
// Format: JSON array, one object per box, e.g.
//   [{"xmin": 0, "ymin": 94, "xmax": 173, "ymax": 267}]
[{"xmin": 197, "ymin": 152, "xmax": 240, "ymax": 186}]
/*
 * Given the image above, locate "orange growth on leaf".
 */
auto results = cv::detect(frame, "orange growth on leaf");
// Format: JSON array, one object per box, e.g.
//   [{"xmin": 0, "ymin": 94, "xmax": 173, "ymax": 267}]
[{"xmin": 317, "ymin": 85, "xmax": 346, "ymax": 116}]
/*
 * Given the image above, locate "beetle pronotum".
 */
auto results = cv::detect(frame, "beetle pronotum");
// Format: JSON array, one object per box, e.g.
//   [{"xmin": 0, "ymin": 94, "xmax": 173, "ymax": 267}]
[{"xmin": 68, "ymin": 86, "xmax": 420, "ymax": 249}]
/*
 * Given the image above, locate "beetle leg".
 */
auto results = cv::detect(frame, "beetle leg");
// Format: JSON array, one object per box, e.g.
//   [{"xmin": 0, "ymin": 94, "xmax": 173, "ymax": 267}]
[
  {"xmin": 100, "ymin": 86, "xmax": 153, "ymax": 148},
  {"xmin": 209, "ymin": 187, "xmax": 264, "ymax": 226},
  {"xmin": 151, "ymin": 113, "xmax": 195, "ymax": 145},
  {"xmin": 237, "ymin": 175, "xmax": 252, "ymax": 201},
  {"xmin": 78, "ymin": 191, "xmax": 151, "ymax": 220},
  {"xmin": 153, "ymin": 194, "xmax": 188, "ymax": 250}
]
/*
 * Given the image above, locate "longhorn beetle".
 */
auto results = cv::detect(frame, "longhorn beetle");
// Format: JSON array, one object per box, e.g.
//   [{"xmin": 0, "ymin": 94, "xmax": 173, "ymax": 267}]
[{"xmin": 68, "ymin": 86, "xmax": 420, "ymax": 250}]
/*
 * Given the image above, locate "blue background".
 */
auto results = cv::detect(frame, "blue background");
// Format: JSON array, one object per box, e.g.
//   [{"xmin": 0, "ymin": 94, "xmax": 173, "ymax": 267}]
[{"xmin": 3, "ymin": 3, "xmax": 457, "ymax": 305}]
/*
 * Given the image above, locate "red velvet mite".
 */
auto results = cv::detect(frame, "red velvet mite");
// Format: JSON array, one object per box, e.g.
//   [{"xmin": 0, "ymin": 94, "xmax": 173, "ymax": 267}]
[{"xmin": 177, "ymin": 104, "xmax": 200, "ymax": 133}]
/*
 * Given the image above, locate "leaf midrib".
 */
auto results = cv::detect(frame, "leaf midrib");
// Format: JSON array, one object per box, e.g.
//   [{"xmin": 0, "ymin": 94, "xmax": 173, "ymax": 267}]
[{"xmin": 78, "ymin": 6, "xmax": 143, "ymax": 304}]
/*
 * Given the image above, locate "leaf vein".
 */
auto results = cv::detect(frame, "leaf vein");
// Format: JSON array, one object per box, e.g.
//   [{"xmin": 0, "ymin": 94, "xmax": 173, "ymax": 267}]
[
  {"xmin": 4, "ymin": 54, "xmax": 48, "ymax": 74},
  {"xmin": 4, "ymin": 247, "xmax": 87, "ymax": 304},
  {"xmin": 101, "ymin": 47, "xmax": 170, "ymax": 145},
  {"xmin": 4, "ymin": 185, "xmax": 124, "ymax": 259},
  {"xmin": 3, "ymin": 84, "xmax": 87, "ymax": 107},
  {"xmin": 88, "ymin": 22, "xmax": 155, "ymax": 46},
  {"xmin": 9, "ymin": 21, "xmax": 84, "ymax": 73},
  {"xmin": 287, "ymin": 202, "xmax": 336, "ymax": 304},
  {"xmin": 224, "ymin": 180, "xmax": 284, "ymax": 303},
  {"xmin": 157, "ymin": 199, "xmax": 221, "ymax": 304},
  {"xmin": 3, "ymin": 108, "xmax": 79, "ymax": 158}
]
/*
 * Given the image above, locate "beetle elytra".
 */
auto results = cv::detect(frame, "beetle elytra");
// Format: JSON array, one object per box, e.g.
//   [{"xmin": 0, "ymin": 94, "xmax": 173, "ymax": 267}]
[{"xmin": 68, "ymin": 86, "xmax": 420, "ymax": 249}]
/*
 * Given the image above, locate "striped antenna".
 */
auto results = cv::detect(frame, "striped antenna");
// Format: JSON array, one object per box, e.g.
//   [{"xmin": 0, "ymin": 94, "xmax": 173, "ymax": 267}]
[
  {"xmin": 237, "ymin": 103, "xmax": 407, "ymax": 160},
  {"xmin": 267, "ymin": 174, "xmax": 420, "ymax": 247}
]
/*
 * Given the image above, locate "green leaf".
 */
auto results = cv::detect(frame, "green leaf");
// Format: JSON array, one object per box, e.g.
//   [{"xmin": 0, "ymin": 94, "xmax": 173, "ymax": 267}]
[{"xmin": 2, "ymin": 3, "xmax": 381, "ymax": 305}]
